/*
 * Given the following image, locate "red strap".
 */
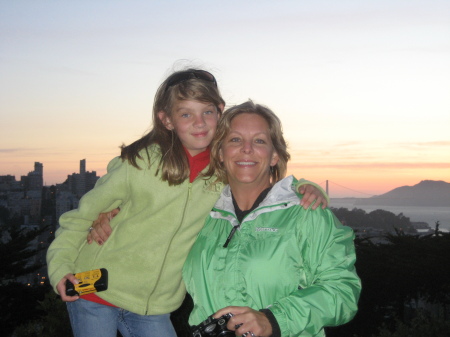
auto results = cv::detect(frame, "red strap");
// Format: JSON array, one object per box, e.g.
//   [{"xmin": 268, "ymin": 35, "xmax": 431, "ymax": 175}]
[{"xmin": 81, "ymin": 293, "xmax": 118, "ymax": 307}]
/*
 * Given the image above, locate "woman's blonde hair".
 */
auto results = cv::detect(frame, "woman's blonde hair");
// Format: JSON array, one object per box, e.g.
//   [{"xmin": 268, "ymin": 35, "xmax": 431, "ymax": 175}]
[
  {"xmin": 120, "ymin": 69, "xmax": 225, "ymax": 185},
  {"xmin": 205, "ymin": 100, "xmax": 290, "ymax": 184}
]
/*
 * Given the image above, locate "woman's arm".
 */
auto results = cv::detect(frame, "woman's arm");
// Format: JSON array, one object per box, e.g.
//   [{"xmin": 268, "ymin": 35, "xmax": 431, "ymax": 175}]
[
  {"xmin": 87, "ymin": 208, "xmax": 120, "ymax": 245},
  {"xmin": 268, "ymin": 208, "xmax": 361, "ymax": 336}
]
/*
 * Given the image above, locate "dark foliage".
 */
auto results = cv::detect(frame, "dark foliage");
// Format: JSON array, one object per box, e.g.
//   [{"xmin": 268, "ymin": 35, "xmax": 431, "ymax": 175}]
[
  {"xmin": 326, "ymin": 224, "xmax": 450, "ymax": 337},
  {"xmin": 0, "ymin": 216, "xmax": 50, "ymax": 336},
  {"xmin": 0, "ymin": 225, "xmax": 48, "ymax": 282},
  {"xmin": 375, "ymin": 313, "xmax": 450, "ymax": 337},
  {"xmin": 0, "ymin": 283, "xmax": 50, "ymax": 336},
  {"xmin": 331, "ymin": 207, "xmax": 416, "ymax": 233},
  {"xmin": 11, "ymin": 290, "xmax": 73, "ymax": 337}
]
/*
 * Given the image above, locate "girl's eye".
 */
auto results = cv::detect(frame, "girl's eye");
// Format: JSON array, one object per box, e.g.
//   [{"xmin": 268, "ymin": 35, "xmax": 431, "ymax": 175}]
[
  {"xmin": 204, "ymin": 110, "xmax": 213, "ymax": 115},
  {"xmin": 181, "ymin": 113, "xmax": 190, "ymax": 118}
]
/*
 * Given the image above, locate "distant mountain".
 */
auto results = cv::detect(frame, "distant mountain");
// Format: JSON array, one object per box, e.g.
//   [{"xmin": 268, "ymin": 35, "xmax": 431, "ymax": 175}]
[{"xmin": 354, "ymin": 180, "xmax": 450, "ymax": 207}]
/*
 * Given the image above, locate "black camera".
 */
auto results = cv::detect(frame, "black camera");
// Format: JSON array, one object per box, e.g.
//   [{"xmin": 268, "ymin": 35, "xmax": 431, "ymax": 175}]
[{"xmin": 191, "ymin": 313, "xmax": 234, "ymax": 337}]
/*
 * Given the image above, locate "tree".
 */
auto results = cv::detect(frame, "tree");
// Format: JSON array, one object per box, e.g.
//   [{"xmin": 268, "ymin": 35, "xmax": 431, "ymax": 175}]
[
  {"xmin": 0, "ymin": 221, "xmax": 49, "ymax": 336},
  {"xmin": 374, "ymin": 313, "xmax": 450, "ymax": 337},
  {"xmin": 326, "ymin": 229, "xmax": 450, "ymax": 337},
  {"xmin": 12, "ymin": 290, "xmax": 72, "ymax": 337},
  {"xmin": 0, "ymin": 224, "xmax": 47, "ymax": 283},
  {"xmin": 331, "ymin": 207, "xmax": 416, "ymax": 233}
]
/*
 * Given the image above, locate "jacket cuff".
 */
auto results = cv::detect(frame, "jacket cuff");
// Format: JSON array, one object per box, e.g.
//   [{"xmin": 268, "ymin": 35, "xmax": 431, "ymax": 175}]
[{"xmin": 259, "ymin": 309, "xmax": 281, "ymax": 337}]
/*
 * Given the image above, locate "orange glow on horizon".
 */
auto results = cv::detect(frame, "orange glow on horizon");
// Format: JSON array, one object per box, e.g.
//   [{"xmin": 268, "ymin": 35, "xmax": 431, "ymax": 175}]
[
  {"xmin": 1, "ymin": 154, "xmax": 449, "ymax": 198},
  {"xmin": 287, "ymin": 162, "xmax": 450, "ymax": 198}
]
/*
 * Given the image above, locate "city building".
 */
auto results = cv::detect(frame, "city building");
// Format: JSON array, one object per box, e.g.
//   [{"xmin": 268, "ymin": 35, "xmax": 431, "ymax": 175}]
[
  {"xmin": 1, "ymin": 159, "xmax": 99, "ymax": 286},
  {"xmin": 0, "ymin": 162, "xmax": 44, "ymax": 221},
  {"xmin": 64, "ymin": 159, "xmax": 99, "ymax": 198}
]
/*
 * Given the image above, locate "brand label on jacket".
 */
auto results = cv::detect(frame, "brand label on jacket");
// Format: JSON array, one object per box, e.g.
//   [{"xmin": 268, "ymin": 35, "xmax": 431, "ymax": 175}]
[{"xmin": 255, "ymin": 227, "xmax": 279, "ymax": 232}]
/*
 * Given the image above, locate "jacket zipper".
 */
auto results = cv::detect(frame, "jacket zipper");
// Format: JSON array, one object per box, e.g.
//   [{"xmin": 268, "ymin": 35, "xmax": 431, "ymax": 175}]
[{"xmin": 145, "ymin": 182, "xmax": 193, "ymax": 314}]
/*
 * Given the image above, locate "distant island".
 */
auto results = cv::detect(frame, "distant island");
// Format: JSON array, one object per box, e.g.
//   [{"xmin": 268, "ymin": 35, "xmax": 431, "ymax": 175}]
[{"xmin": 336, "ymin": 180, "xmax": 450, "ymax": 207}]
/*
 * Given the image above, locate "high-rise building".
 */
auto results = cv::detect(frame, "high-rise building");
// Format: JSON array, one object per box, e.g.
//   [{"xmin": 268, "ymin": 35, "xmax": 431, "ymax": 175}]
[
  {"xmin": 0, "ymin": 175, "xmax": 20, "ymax": 191},
  {"xmin": 0, "ymin": 162, "xmax": 44, "ymax": 221},
  {"xmin": 29, "ymin": 162, "xmax": 43, "ymax": 190},
  {"xmin": 80, "ymin": 159, "xmax": 86, "ymax": 175},
  {"xmin": 65, "ymin": 159, "xmax": 99, "ymax": 198},
  {"xmin": 20, "ymin": 162, "xmax": 44, "ymax": 191}
]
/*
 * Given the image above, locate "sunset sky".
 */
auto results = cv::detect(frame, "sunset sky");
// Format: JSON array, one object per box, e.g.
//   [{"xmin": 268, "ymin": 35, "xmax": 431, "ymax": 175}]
[{"xmin": 1, "ymin": 0, "xmax": 449, "ymax": 198}]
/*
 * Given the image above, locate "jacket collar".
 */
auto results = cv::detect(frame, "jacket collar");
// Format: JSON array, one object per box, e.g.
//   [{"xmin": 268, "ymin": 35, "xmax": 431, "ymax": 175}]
[{"xmin": 212, "ymin": 176, "xmax": 300, "ymax": 224}]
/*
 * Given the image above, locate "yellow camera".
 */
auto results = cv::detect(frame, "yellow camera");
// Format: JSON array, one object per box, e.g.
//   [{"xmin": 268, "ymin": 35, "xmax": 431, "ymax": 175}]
[{"xmin": 65, "ymin": 268, "xmax": 108, "ymax": 296}]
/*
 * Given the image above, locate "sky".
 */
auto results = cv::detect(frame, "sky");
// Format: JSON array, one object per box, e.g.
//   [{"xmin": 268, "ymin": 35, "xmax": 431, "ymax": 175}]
[{"xmin": 1, "ymin": 0, "xmax": 449, "ymax": 198}]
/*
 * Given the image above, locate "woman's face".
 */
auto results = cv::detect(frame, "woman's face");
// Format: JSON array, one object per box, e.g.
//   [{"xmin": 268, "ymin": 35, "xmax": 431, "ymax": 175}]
[{"xmin": 219, "ymin": 113, "xmax": 279, "ymax": 189}]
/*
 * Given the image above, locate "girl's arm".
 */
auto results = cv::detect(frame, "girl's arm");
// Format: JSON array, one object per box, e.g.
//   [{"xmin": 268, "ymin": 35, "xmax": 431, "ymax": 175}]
[{"xmin": 85, "ymin": 179, "xmax": 329, "ymax": 246}]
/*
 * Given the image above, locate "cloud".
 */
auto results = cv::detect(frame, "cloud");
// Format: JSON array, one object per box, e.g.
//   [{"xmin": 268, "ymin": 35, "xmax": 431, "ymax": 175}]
[
  {"xmin": 0, "ymin": 148, "xmax": 55, "ymax": 157},
  {"xmin": 0, "ymin": 148, "xmax": 20, "ymax": 153},
  {"xmin": 289, "ymin": 162, "xmax": 450, "ymax": 170},
  {"xmin": 289, "ymin": 139, "xmax": 450, "ymax": 164},
  {"xmin": 405, "ymin": 141, "xmax": 450, "ymax": 147}
]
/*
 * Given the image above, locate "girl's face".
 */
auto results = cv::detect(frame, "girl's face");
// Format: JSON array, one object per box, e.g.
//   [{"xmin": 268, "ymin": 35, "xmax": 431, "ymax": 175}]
[
  {"xmin": 219, "ymin": 113, "xmax": 279, "ymax": 189},
  {"xmin": 160, "ymin": 99, "xmax": 222, "ymax": 156}
]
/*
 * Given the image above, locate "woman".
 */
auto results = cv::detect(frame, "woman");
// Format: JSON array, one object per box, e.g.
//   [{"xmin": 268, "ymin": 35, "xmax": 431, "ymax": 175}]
[{"xmin": 183, "ymin": 101, "xmax": 361, "ymax": 337}]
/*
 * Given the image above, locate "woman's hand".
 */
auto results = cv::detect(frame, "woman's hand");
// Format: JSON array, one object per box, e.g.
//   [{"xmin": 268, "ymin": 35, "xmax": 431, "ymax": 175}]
[
  {"xmin": 298, "ymin": 184, "xmax": 328, "ymax": 210},
  {"xmin": 87, "ymin": 208, "xmax": 120, "ymax": 245},
  {"xmin": 214, "ymin": 306, "xmax": 273, "ymax": 337},
  {"xmin": 56, "ymin": 273, "xmax": 80, "ymax": 302}
]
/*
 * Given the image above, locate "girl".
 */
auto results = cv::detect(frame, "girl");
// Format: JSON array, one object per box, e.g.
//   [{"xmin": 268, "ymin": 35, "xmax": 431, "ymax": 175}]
[{"xmin": 46, "ymin": 69, "xmax": 326, "ymax": 337}]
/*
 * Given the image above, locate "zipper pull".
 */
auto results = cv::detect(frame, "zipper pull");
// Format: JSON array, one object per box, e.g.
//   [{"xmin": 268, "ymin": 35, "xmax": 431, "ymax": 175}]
[{"xmin": 223, "ymin": 225, "xmax": 239, "ymax": 248}]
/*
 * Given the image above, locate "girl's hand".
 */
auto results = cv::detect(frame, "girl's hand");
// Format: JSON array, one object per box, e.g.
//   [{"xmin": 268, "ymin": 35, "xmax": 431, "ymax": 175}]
[
  {"xmin": 298, "ymin": 184, "xmax": 328, "ymax": 209},
  {"xmin": 87, "ymin": 208, "xmax": 120, "ymax": 245},
  {"xmin": 56, "ymin": 273, "xmax": 80, "ymax": 302},
  {"xmin": 214, "ymin": 306, "xmax": 272, "ymax": 337}
]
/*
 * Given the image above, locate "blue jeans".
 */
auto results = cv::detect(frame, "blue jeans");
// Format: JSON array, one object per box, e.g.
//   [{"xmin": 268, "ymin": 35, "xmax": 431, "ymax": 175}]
[{"xmin": 67, "ymin": 299, "xmax": 177, "ymax": 337}]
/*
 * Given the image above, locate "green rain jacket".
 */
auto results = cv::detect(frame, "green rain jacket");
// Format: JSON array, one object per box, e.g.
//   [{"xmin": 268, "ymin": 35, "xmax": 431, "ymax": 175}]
[{"xmin": 183, "ymin": 176, "xmax": 361, "ymax": 336}]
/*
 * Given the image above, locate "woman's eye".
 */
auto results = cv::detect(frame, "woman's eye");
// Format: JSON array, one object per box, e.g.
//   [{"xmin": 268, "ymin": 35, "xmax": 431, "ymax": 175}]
[
  {"xmin": 230, "ymin": 137, "xmax": 240, "ymax": 142},
  {"xmin": 181, "ymin": 113, "xmax": 190, "ymax": 118},
  {"xmin": 255, "ymin": 139, "xmax": 266, "ymax": 144}
]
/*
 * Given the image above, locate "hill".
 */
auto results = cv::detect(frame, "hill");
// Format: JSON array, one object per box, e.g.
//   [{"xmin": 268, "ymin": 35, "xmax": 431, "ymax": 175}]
[{"xmin": 354, "ymin": 180, "xmax": 450, "ymax": 207}]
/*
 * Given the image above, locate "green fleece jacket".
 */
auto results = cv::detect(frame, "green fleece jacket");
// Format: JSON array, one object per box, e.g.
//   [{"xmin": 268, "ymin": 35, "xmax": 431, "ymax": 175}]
[
  {"xmin": 47, "ymin": 145, "xmax": 326, "ymax": 316},
  {"xmin": 47, "ymin": 145, "xmax": 223, "ymax": 315}
]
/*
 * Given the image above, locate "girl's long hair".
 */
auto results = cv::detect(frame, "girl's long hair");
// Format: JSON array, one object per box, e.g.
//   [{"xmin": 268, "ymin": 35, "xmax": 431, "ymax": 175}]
[{"xmin": 120, "ymin": 69, "xmax": 225, "ymax": 185}]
